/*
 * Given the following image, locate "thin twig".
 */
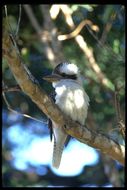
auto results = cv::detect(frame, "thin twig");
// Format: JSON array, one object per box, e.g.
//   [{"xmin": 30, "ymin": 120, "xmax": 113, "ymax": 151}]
[
  {"xmin": 4, "ymin": 5, "xmax": 20, "ymax": 54},
  {"xmin": 100, "ymin": 12, "xmax": 116, "ymax": 45},
  {"xmin": 23, "ymin": 5, "xmax": 58, "ymax": 66},
  {"xmin": 2, "ymin": 91, "xmax": 47, "ymax": 124},
  {"xmin": 4, "ymin": 5, "xmax": 14, "ymax": 34},
  {"xmin": 2, "ymin": 85, "xmax": 21, "ymax": 92},
  {"xmin": 58, "ymin": 19, "xmax": 99, "ymax": 41},
  {"xmin": 15, "ymin": 4, "xmax": 22, "ymax": 37},
  {"xmin": 85, "ymin": 5, "xmax": 124, "ymax": 62},
  {"xmin": 23, "ymin": 5, "xmax": 42, "ymax": 34},
  {"xmin": 100, "ymin": 5, "xmax": 124, "ymax": 46},
  {"xmin": 2, "ymin": 81, "xmax": 46, "ymax": 124},
  {"xmin": 114, "ymin": 84, "xmax": 125, "ymax": 139},
  {"xmin": 85, "ymin": 24, "xmax": 123, "ymax": 62}
]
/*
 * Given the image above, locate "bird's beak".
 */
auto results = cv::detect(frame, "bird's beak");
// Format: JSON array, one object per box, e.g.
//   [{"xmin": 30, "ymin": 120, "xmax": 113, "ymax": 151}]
[{"xmin": 43, "ymin": 74, "xmax": 63, "ymax": 82}]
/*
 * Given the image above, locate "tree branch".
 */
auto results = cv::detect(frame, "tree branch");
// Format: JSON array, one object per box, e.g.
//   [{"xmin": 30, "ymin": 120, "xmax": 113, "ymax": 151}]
[
  {"xmin": 114, "ymin": 84, "xmax": 125, "ymax": 138},
  {"xmin": 23, "ymin": 5, "xmax": 64, "ymax": 67},
  {"xmin": 3, "ymin": 25, "xmax": 125, "ymax": 166},
  {"xmin": 58, "ymin": 19, "xmax": 99, "ymax": 41},
  {"xmin": 59, "ymin": 5, "xmax": 114, "ymax": 91}
]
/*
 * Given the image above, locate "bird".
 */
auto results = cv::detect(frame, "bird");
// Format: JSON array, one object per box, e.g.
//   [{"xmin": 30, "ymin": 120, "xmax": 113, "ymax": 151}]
[{"xmin": 43, "ymin": 62, "xmax": 90, "ymax": 168}]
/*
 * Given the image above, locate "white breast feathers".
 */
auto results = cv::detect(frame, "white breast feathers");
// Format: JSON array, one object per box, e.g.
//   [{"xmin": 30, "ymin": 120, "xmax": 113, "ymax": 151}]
[{"xmin": 54, "ymin": 80, "xmax": 90, "ymax": 125}]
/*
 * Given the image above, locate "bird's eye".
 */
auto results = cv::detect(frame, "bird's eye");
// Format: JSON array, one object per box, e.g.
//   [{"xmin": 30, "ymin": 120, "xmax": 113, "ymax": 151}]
[
  {"xmin": 61, "ymin": 73, "xmax": 66, "ymax": 77},
  {"xmin": 61, "ymin": 73, "xmax": 77, "ymax": 80}
]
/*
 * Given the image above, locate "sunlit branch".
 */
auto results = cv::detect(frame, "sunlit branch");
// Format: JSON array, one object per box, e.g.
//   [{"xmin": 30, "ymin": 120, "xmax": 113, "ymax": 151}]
[
  {"xmin": 59, "ymin": 5, "xmax": 114, "ymax": 91},
  {"xmin": 50, "ymin": 5, "xmax": 60, "ymax": 19},
  {"xmin": 58, "ymin": 19, "xmax": 99, "ymax": 41}
]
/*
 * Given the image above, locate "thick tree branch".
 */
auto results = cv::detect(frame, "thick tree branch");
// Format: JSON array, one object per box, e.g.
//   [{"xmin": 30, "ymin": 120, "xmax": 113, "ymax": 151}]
[{"xmin": 3, "ymin": 27, "xmax": 125, "ymax": 166}]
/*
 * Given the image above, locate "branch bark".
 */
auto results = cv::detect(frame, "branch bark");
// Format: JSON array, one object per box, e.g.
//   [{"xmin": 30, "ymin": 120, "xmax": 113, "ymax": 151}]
[{"xmin": 3, "ymin": 26, "xmax": 125, "ymax": 166}]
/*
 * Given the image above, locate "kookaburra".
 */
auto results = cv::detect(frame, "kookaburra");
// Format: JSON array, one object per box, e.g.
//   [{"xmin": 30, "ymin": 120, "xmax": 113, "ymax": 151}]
[{"xmin": 43, "ymin": 62, "xmax": 90, "ymax": 168}]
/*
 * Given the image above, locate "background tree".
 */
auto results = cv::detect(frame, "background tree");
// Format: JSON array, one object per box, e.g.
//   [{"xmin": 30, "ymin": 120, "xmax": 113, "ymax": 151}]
[{"xmin": 2, "ymin": 4, "xmax": 125, "ymax": 187}]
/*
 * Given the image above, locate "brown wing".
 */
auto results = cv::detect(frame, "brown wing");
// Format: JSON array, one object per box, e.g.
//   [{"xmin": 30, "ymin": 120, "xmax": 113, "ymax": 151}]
[
  {"xmin": 48, "ymin": 90, "xmax": 71, "ymax": 145},
  {"xmin": 48, "ymin": 90, "xmax": 56, "ymax": 141}
]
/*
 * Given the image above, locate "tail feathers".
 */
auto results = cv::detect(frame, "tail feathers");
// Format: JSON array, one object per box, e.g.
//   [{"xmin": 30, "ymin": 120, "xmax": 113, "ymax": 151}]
[{"xmin": 52, "ymin": 142, "xmax": 64, "ymax": 169}]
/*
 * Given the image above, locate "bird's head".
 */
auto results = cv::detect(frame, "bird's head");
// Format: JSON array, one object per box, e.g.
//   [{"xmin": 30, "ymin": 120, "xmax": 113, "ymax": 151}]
[{"xmin": 43, "ymin": 62, "xmax": 83, "ymax": 86}]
